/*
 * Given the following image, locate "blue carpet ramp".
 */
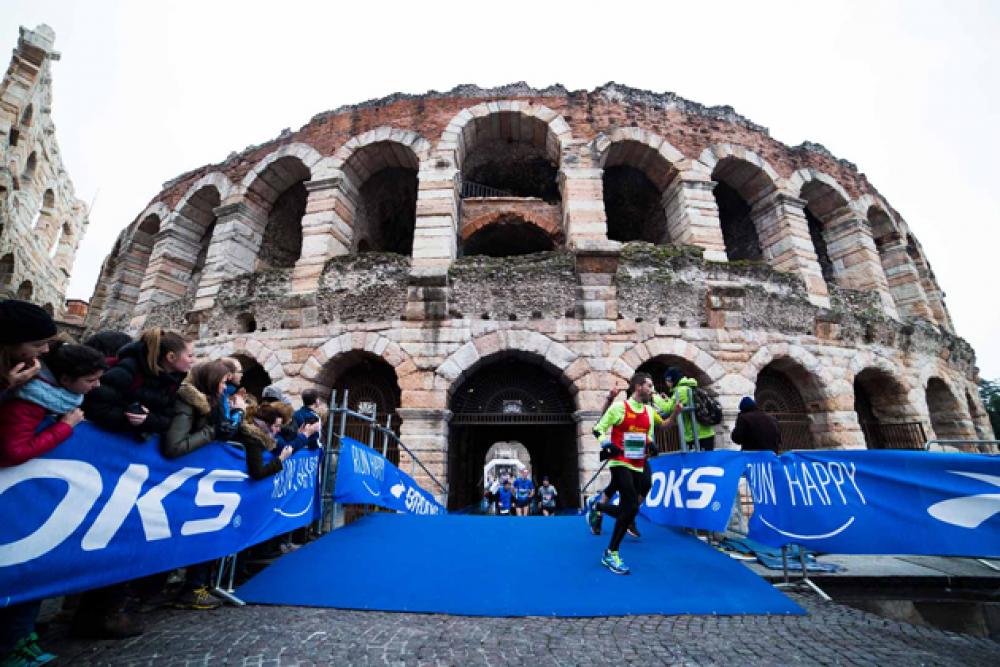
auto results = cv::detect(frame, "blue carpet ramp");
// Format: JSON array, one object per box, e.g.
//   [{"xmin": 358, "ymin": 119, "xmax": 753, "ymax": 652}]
[{"xmin": 237, "ymin": 514, "xmax": 804, "ymax": 616}]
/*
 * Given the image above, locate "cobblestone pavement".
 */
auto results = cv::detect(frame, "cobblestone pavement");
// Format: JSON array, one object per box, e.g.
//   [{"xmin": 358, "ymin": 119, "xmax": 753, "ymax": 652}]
[{"xmin": 41, "ymin": 594, "xmax": 999, "ymax": 666}]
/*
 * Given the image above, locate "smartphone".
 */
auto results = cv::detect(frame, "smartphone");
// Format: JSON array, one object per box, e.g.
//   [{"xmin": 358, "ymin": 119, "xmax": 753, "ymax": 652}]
[{"xmin": 125, "ymin": 402, "xmax": 144, "ymax": 415}]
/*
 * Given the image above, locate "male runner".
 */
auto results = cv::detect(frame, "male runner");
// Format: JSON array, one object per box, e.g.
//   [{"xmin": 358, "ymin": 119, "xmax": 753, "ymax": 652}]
[
  {"xmin": 537, "ymin": 476, "xmax": 558, "ymax": 515},
  {"xmin": 587, "ymin": 383, "xmax": 680, "ymax": 537},
  {"xmin": 588, "ymin": 372, "xmax": 659, "ymax": 575},
  {"xmin": 513, "ymin": 468, "xmax": 535, "ymax": 516}
]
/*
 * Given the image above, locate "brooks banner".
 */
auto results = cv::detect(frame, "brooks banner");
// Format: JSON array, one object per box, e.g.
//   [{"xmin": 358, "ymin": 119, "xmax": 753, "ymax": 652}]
[
  {"xmin": 0, "ymin": 423, "xmax": 321, "ymax": 606},
  {"xmin": 746, "ymin": 449, "xmax": 1000, "ymax": 557},
  {"xmin": 334, "ymin": 437, "xmax": 445, "ymax": 515},
  {"xmin": 639, "ymin": 449, "xmax": 999, "ymax": 557},
  {"xmin": 641, "ymin": 451, "xmax": 769, "ymax": 531}
]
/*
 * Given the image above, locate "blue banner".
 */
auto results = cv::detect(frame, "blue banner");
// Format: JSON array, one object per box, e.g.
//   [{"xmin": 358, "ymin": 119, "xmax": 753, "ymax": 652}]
[
  {"xmin": 746, "ymin": 450, "xmax": 1000, "ymax": 557},
  {"xmin": 334, "ymin": 437, "xmax": 445, "ymax": 515},
  {"xmin": 0, "ymin": 423, "xmax": 320, "ymax": 606},
  {"xmin": 640, "ymin": 451, "xmax": 769, "ymax": 531}
]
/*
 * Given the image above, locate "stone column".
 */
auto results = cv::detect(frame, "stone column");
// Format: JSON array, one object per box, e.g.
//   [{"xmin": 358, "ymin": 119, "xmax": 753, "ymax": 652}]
[
  {"xmin": 661, "ymin": 177, "xmax": 728, "ymax": 261},
  {"xmin": 559, "ymin": 167, "xmax": 608, "ymax": 249},
  {"xmin": 135, "ymin": 212, "xmax": 210, "ymax": 316},
  {"xmin": 192, "ymin": 200, "xmax": 267, "ymax": 313},
  {"xmin": 875, "ymin": 233, "xmax": 933, "ymax": 320},
  {"xmin": 574, "ymin": 247, "xmax": 619, "ymax": 328},
  {"xmin": 751, "ymin": 192, "xmax": 830, "ymax": 306},
  {"xmin": 820, "ymin": 207, "xmax": 898, "ymax": 318},
  {"xmin": 290, "ymin": 176, "xmax": 353, "ymax": 294},
  {"xmin": 406, "ymin": 162, "xmax": 458, "ymax": 321},
  {"xmin": 396, "ymin": 407, "xmax": 451, "ymax": 505}
]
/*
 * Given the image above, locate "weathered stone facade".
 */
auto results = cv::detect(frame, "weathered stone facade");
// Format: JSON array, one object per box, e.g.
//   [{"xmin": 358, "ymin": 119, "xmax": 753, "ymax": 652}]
[
  {"xmin": 0, "ymin": 25, "xmax": 88, "ymax": 316},
  {"xmin": 86, "ymin": 83, "xmax": 993, "ymax": 507}
]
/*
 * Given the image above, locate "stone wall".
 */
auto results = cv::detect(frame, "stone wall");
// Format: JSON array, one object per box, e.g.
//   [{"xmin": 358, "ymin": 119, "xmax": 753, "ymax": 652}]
[
  {"xmin": 0, "ymin": 25, "xmax": 88, "ymax": 315},
  {"xmin": 449, "ymin": 251, "xmax": 576, "ymax": 320}
]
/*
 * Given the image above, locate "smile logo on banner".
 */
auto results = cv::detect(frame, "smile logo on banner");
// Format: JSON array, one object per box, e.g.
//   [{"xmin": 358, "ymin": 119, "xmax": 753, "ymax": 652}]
[
  {"xmin": 390, "ymin": 483, "xmax": 405, "ymax": 499},
  {"xmin": 927, "ymin": 471, "xmax": 1000, "ymax": 529}
]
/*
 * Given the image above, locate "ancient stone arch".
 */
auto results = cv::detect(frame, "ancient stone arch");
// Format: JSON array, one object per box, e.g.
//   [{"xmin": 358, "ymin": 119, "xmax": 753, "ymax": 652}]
[
  {"xmin": 174, "ymin": 172, "xmax": 236, "ymax": 212},
  {"xmin": 321, "ymin": 126, "xmax": 431, "ymax": 181},
  {"xmin": 865, "ymin": 202, "xmax": 933, "ymax": 320},
  {"xmin": 239, "ymin": 142, "xmax": 324, "ymax": 205},
  {"xmin": 741, "ymin": 344, "xmax": 835, "ymax": 402},
  {"xmin": 437, "ymin": 101, "xmax": 572, "ymax": 170},
  {"xmin": 199, "ymin": 337, "xmax": 286, "ymax": 385},
  {"xmin": 461, "ymin": 208, "xmax": 563, "ymax": 246},
  {"xmin": 594, "ymin": 128, "xmax": 688, "ymax": 245},
  {"xmin": 611, "ymin": 337, "xmax": 726, "ymax": 387},
  {"xmin": 300, "ymin": 331, "xmax": 413, "ymax": 388}
]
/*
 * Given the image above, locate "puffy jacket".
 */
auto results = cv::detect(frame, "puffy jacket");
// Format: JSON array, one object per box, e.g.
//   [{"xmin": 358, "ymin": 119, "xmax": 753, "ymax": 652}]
[
  {"xmin": 82, "ymin": 341, "xmax": 184, "ymax": 436},
  {"xmin": 161, "ymin": 382, "xmax": 283, "ymax": 479},
  {"xmin": 0, "ymin": 399, "xmax": 73, "ymax": 466}
]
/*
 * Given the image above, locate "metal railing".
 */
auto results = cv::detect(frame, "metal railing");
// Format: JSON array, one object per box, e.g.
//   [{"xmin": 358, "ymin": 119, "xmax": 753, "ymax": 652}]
[
  {"xmin": 318, "ymin": 389, "xmax": 448, "ymax": 531},
  {"xmin": 860, "ymin": 421, "xmax": 926, "ymax": 450},
  {"xmin": 925, "ymin": 439, "xmax": 1000, "ymax": 454},
  {"xmin": 460, "ymin": 180, "xmax": 513, "ymax": 198}
]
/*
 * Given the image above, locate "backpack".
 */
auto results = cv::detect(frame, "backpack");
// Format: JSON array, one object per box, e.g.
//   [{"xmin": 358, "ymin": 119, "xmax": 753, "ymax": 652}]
[{"xmin": 692, "ymin": 387, "xmax": 723, "ymax": 426}]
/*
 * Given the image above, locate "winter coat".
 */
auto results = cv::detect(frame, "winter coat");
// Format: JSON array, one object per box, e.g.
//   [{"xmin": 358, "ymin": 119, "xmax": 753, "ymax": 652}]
[
  {"xmin": 161, "ymin": 382, "xmax": 284, "ymax": 480},
  {"xmin": 0, "ymin": 366, "xmax": 82, "ymax": 466},
  {"xmin": 82, "ymin": 341, "xmax": 185, "ymax": 437},
  {"xmin": 653, "ymin": 377, "xmax": 716, "ymax": 444},
  {"xmin": 731, "ymin": 406, "xmax": 782, "ymax": 452}
]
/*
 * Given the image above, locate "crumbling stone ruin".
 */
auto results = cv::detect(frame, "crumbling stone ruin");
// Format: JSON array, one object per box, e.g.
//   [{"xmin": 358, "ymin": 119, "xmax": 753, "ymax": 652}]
[
  {"xmin": 0, "ymin": 25, "xmax": 88, "ymax": 317},
  {"xmin": 86, "ymin": 82, "xmax": 994, "ymax": 508}
]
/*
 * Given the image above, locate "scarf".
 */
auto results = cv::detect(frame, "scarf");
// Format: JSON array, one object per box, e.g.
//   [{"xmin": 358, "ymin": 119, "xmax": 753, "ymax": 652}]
[{"xmin": 16, "ymin": 369, "xmax": 84, "ymax": 415}]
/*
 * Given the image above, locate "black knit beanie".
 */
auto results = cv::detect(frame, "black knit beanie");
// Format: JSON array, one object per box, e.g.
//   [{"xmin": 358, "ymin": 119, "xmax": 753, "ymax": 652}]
[{"xmin": 0, "ymin": 299, "xmax": 58, "ymax": 344}]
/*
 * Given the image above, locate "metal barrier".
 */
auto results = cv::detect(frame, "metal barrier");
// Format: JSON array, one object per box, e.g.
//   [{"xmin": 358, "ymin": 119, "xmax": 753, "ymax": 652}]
[
  {"xmin": 925, "ymin": 439, "xmax": 1000, "ymax": 454},
  {"xmin": 319, "ymin": 389, "xmax": 448, "ymax": 532}
]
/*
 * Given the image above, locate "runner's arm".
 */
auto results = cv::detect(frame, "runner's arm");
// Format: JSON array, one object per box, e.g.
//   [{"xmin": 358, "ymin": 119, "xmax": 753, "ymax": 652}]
[{"xmin": 593, "ymin": 402, "xmax": 626, "ymax": 441}]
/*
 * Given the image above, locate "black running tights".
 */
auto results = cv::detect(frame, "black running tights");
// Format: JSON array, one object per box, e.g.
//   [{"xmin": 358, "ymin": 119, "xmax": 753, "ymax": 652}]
[{"xmin": 597, "ymin": 466, "xmax": 642, "ymax": 552}]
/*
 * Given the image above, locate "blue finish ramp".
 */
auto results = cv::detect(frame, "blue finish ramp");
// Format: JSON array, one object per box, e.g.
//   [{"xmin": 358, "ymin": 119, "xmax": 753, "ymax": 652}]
[{"xmin": 236, "ymin": 514, "xmax": 805, "ymax": 617}]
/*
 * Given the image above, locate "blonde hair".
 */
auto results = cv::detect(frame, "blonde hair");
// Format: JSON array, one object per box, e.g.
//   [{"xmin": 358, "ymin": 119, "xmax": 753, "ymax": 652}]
[{"xmin": 139, "ymin": 328, "xmax": 191, "ymax": 376}]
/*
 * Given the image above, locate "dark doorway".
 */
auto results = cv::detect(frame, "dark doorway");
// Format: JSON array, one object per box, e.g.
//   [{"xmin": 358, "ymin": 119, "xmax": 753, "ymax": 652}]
[
  {"xmin": 448, "ymin": 356, "xmax": 577, "ymax": 511},
  {"xmin": 755, "ymin": 364, "xmax": 816, "ymax": 450},
  {"xmin": 232, "ymin": 354, "xmax": 271, "ymax": 401}
]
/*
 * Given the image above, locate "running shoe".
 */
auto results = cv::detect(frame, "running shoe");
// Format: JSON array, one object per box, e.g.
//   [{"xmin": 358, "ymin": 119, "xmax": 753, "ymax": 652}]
[
  {"xmin": 5, "ymin": 632, "xmax": 56, "ymax": 665},
  {"xmin": 586, "ymin": 495, "xmax": 602, "ymax": 535},
  {"xmin": 601, "ymin": 549, "xmax": 630, "ymax": 575},
  {"xmin": 173, "ymin": 586, "xmax": 222, "ymax": 610},
  {"xmin": 627, "ymin": 521, "xmax": 641, "ymax": 539}
]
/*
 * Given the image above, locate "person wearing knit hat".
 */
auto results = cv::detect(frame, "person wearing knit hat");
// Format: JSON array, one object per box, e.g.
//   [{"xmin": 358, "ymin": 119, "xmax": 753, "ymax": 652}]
[
  {"xmin": 731, "ymin": 395, "xmax": 781, "ymax": 452},
  {"xmin": 0, "ymin": 299, "xmax": 58, "ymax": 399}
]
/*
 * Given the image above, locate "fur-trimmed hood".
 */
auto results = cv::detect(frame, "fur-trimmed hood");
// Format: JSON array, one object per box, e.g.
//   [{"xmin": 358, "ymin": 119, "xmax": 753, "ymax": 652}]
[{"xmin": 175, "ymin": 382, "xmax": 212, "ymax": 416}]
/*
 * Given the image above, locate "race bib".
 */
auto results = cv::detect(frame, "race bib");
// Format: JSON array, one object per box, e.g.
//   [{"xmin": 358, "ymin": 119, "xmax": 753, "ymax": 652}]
[{"xmin": 623, "ymin": 432, "xmax": 646, "ymax": 460}]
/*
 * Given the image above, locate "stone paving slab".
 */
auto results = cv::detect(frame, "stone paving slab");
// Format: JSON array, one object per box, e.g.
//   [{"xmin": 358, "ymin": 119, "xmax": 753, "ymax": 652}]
[
  {"xmin": 40, "ymin": 594, "xmax": 1000, "ymax": 666},
  {"xmin": 743, "ymin": 554, "xmax": 1000, "ymax": 580}
]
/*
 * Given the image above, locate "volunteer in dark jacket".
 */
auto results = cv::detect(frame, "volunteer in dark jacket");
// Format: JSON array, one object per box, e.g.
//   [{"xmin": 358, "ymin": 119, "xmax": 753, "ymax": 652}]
[
  {"xmin": 730, "ymin": 396, "xmax": 781, "ymax": 452},
  {"xmin": 82, "ymin": 328, "xmax": 194, "ymax": 437}
]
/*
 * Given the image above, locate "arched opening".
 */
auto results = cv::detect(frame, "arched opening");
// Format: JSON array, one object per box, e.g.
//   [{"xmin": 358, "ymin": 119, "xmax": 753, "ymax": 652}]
[
  {"xmin": 0, "ymin": 253, "xmax": 13, "ymax": 287},
  {"xmin": 41, "ymin": 303, "xmax": 54, "ymax": 316},
  {"xmin": 926, "ymin": 377, "xmax": 972, "ymax": 446},
  {"xmin": 868, "ymin": 206, "xmax": 909, "ymax": 313},
  {"xmin": 31, "ymin": 189, "xmax": 54, "ymax": 231},
  {"xmin": 854, "ymin": 368, "xmax": 924, "ymax": 449},
  {"xmin": 966, "ymin": 390, "xmax": 987, "ymax": 441},
  {"xmin": 754, "ymin": 360, "xmax": 818, "ymax": 450},
  {"xmin": 799, "ymin": 180, "xmax": 847, "ymax": 287},
  {"xmin": 448, "ymin": 354, "xmax": 578, "ymax": 511},
  {"xmin": 457, "ymin": 110, "xmax": 563, "ymax": 258},
  {"xmin": 173, "ymin": 186, "xmax": 220, "ymax": 298},
  {"xmin": 601, "ymin": 141, "xmax": 678, "ymax": 244},
  {"xmin": 906, "ymin": 234, "xmax": 947, "ymax": 326},
  {"xmin": 21, "ymin": 104, "xmax": 33, "ymax": 127},
  {"xmin": 462, "ymin": 216, "xmax": 555, "ymax": 257},
  {"xmin": 231, "ymin": 354, "xmax": 272, "ymax": 402},
  {"xmin": 256, "ymin": 157, "xmax": 310, "ymax": 270},
  {"xmin": 22, "ymin": 152, "xmax": 37, "ymax": 184},
  {"xmin": 636, "ymin": 355, "xmax": 714, "ymax": 453},
  {"xmin": 344, "ymin": 142, "xmax": 419, "ymax": 255},
  {"xmin": 16, "ymin": 280, "xmax": 33, "ymax": 301},
  {"xmin": 236, "ymin": 311, "xmax": 257, "ymax": 333},
  {"xmin": 482, "ymin": 441, "xmax": 531, "ymax": 492},
  {"xmin": 712, "ymin": 157, "xmax": 771, "ymax": 262},
  {"xmin": 317, "ymin": 352, "xmax": 402, "ymax": 457}
]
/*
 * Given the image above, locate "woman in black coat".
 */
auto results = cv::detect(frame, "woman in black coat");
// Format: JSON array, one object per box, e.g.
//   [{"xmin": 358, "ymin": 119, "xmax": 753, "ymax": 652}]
[{"xmin": 82, "ymin": 328, "xmax": 194, "ymax": 438}]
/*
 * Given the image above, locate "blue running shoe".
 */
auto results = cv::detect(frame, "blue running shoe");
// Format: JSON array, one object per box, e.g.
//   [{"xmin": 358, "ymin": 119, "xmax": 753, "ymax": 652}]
[
  {"xmin": 586, "ymin": 495, "xmax": 602, "ymax": 535},
  {"xmin": 601, "ymin": 549, "xmax": 630, "ymax": 575}
]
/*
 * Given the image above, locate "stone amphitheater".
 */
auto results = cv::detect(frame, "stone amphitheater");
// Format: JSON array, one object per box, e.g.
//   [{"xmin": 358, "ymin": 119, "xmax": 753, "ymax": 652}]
[{"xmin": 84, "ymin": 81, "xmax": 994, "ymax": 508}]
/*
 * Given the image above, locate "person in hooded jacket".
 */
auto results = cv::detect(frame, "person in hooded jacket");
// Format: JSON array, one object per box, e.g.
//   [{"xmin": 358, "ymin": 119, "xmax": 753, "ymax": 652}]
[
  {"xmin": 731, "ymin": 396, "xmax": 781, "ymax": 452},
  {"xmin": 655, "ymin": 367, "xmax": 716, "ymax": 451},
  {"xmin": 82, "ymin": 328, "xmax": 195, "ymax": 439}
]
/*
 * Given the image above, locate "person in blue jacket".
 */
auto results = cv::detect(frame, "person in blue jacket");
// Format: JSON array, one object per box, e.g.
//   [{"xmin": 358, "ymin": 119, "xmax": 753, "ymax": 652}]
[
  {"xmin": 513, "ymin": 467, "xmax": 535, "ymax": 516},
  {"xmin": 496, "ymin": 481, "xmax": 514, "ymax": 516},
  {"xmin": 292, "ymin": 388, "xmax": 323, "ymax": 450}
]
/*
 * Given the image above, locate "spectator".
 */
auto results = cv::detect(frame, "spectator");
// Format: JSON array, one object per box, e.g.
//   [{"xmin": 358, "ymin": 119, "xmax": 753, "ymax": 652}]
[
  {"xmin": 731, "ymin": 396, "xmax": 781, "ymax": 452},
  {"xmin": 82, "ymin": 330, "xmax": 132, "ymax": 365},
  {"xmin": 82, "ymin": 328, "xmax": 195, "ymax": 439},
  {"xmin": 292, "ymin": 389, "xmax": 323, "ymax": 450},
  {"xmin": 537, "ymin": 476, "xmax": 558, "ymax": 516},
  {"xmin": 0, "ymin": 342, "xmax": 107, "ymax": 665},
  {"xmin": 0, "ymin": 341, "xmax": 107, "ymax": 466},
  {"xmin": 496, "ymin": 481, "xmax": 514, "ymax": 516},
  {"xmin": 261, "ymin": 384, "xmax": 292, "ymax": 406},
  {"xmin": 657, "ymin": 367, "xmax": 716, "ymax": 451},
  {"xmin": 513, "ymin": 467, "xmax": 535, "ymax": 516},
  {"xmin": 218, "ymin": 358, "xmax": 245, "ymax": 431},
  {"xmin": 0, "ymin": 299, "xmax": 57, "ymax": 402}
]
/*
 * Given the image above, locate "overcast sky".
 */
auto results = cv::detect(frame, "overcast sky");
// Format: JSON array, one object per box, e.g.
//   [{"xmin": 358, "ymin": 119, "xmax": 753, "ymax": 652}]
[{"xmin": 3, "ymin": 0, "xmax": 998, "ymax": 378}]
